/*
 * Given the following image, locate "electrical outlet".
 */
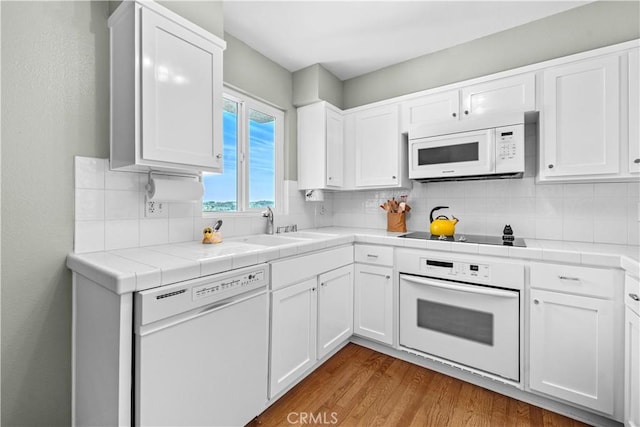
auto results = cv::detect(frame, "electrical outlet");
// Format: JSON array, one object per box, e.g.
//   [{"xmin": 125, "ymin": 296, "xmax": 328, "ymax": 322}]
[{"xmin": 145, "ymin": 200, "xmax": 165, "ymax": 218}]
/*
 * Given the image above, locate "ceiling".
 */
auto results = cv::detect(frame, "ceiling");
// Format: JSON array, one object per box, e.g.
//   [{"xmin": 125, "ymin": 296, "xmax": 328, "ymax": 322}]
[{"xmin": 223, "ymin": 1, "xmax": 590, "ymax": 81}]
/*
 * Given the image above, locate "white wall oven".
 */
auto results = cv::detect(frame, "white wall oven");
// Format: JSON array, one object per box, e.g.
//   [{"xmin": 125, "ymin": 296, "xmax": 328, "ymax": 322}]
[{"xmin": 397, "ymin": 249, "xmax": 524, "ymax": 384}]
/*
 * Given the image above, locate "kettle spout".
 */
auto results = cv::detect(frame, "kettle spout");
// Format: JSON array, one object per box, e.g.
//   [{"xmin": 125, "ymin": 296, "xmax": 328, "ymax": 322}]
[{"xmin": 452, "ymin": 216, "xmax": 459, "ymax": 225}]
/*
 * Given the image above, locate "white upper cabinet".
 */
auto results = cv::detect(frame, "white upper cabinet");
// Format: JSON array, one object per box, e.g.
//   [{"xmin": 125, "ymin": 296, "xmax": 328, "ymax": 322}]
[
  {"xmin": 109, "ymin": 1, "xmax": 226, "ymax": 173},
  {"xmin": 297, "ymin": 102, "xmax": 344, "ymax": 190},
  {"xmin": 353, "ymin": 104, "xmax": 409, "ymax": 188},
  {"xmin": 401, "ymin": 90, "xmax": 460, "ymax": 130},
  {"xmin": 629, "ymin": 49, "xmax": 640, "ymax": 175},
  {"xmin": 401, "ymin": 73, "xmax": 535, "ymax": 131},
  {"xmin": 539, "ymin": 55, "xmax": 622, "ymax": 181},
  {"xmin": 461, "ymin": 73, "xmax": 535, "ymax": 118}
]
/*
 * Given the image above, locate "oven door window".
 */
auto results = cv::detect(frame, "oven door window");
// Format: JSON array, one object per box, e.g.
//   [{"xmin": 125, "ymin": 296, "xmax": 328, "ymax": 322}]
[{"xmin": 417, "ymin": 300, "xmax": 493, "ymax": 346}]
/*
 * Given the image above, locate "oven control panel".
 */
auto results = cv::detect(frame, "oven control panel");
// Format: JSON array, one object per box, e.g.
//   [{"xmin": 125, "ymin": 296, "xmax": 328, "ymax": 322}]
[
  {"xmin": 422, "ymin": 258, "xmax": 490, "ymax": 282},
  {"xmin": 193, "ymin": 269, "xmax": 265, "ymax": 301}
]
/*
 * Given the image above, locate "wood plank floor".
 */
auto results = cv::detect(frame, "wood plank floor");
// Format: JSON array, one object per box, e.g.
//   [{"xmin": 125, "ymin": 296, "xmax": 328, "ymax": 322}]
[{"xmin": 249, "ymin": 343, "xmax": 587, "ymax": 427}]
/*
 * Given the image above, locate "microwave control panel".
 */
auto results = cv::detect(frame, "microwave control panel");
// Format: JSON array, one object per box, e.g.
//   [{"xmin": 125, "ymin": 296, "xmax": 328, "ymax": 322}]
[{"xmin": 494, "ymin": 124, "xmax": 525, "ymax": 174}]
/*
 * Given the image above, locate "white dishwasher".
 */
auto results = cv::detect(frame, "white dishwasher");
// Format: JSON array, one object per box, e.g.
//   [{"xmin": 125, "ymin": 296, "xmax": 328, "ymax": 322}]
[{"xmin": 134, "ymin": 264, "xmax": 269, "ymax": 427}]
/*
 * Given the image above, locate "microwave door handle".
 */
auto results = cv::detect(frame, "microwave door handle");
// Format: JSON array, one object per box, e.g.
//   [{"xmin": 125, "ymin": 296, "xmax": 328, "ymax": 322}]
[{"xmin": 401, "ymin": 275, "xmax": 518, "ymax": 298}]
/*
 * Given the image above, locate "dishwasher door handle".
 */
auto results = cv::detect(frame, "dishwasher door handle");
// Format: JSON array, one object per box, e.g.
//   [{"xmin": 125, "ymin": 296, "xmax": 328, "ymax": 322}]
[{"xmin": 400, "ymin": 274, "xmax": 518, "ymax": 298}]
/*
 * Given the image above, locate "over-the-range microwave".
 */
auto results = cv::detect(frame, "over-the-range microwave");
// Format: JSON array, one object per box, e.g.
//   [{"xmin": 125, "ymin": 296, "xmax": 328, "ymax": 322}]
[{"xmin": 408, "ymin": 114, "xmax": 526, "ymax": 182}]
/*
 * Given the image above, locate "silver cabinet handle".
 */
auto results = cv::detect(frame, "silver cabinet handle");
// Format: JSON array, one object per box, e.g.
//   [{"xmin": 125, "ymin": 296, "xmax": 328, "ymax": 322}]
[
  {"xmin": 328, "ymin": 177, "xmax": 333, "ymax": 180},
  {"xmin": 216, "ymin": 153, "xmax": 222, "ymax": 159},
  {"xmin": 367, "ymin": 254, "xmax": 379, "ymax": 259},
  {"xmin": 464, "ymin": 110, "xmax": 469, "ymax": 115},
  {"xmin": 392, "ymin": 176, "xmax": 397, "ymax": 179},
  {"xmin": 558, "ymin": 275, "xmax": 581, "ymax": 282},
  {"xmin": 635, "ymin": 159, "xmax": 640, "ymax": 164},
  {"xmin": 548, "ymin": 164, "xmax": 554, "ymax": 169},
  {"xmin": 630, "ymin": 293, "xmax": 640, "ymax": 301},
  {"xmin": 385, "ymin": 275, "xmax": 391, "ymax": 279},
  {"xmin": 534, "ymin": 299, "xmax": 540, "ymax": 304},
  {"xmin": 312, "ymin": 287, "xmax": 316, "ymax": 291},
  {"xmin": 452, "ymin": 112, "xmax": 457, "ymax": 117}
]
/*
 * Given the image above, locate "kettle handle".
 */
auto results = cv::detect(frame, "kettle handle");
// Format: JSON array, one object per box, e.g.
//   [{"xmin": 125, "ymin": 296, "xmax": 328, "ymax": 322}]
[{"xmin": 430, "ymin": 206, "xmax": 449, "ymax": 222}]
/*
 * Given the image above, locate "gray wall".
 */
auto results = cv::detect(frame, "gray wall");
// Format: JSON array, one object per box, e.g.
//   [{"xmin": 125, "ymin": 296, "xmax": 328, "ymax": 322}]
[
  {"xmin": 293, "ymin": 64, "xmax": 344, "ymax": 108},
  {"xmin": 223, "ymin": 33, "xmax": 297, "ymax": 180},
  {"xmin": 0, "ymin": 1, "xmax": 222, "ymax": 425},
  {"xmin": 343, "ymin": 1, "xmax": 640, "ymax": 108}
]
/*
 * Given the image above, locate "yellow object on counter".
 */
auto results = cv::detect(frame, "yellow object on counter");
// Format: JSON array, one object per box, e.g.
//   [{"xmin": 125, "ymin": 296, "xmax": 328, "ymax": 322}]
[{"xmin": 202, "ymin": 227, "xmax": 223, "ymax": 244}]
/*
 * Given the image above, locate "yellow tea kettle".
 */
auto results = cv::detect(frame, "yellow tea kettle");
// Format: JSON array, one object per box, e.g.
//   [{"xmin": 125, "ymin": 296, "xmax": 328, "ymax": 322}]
[{"xmin": 429, "ymin": 206, "xmax": 459, "ymax": 236}]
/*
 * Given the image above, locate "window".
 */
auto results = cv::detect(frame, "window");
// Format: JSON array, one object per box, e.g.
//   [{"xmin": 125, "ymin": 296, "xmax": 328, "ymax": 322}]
[{"xmin": 203, "ymin": 88, "xmax": 284, "ymax": 213}]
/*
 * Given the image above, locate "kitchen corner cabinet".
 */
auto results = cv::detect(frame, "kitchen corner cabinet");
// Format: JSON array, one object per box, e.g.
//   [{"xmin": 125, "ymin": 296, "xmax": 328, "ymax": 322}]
[
  {"xmin": 352, "ymin": 104, "xmax": 410, "ymax": 188},
  {"xmin": 625, "ymin": 274, "xmax": 640, "ymax": 427},
  {"xmin": 353, "ymin": 245, "xmax": 394, "ymax": 345},
  {"xmin": 109, "ymin": 1, "xmax": 226, "ymax": 173},
  {"xmin": 317, "ymin": 265, "xmax": 354, "ymax": 359},
  {"xmin": 539, "ymin": 54, "xmax": 624, "ymax": 181},
  {"xmin": 269, "ymin": 246, "xmax": 354, "ymax": 399},
  {"xmin": 401, "ymin": 73, "xmax": 535, "ymax": 131},
  {"xmin": 297, "ymin": 102, "xmax": 344, "ymax": 190},
  {"xmin": 528, "ymin": 263, "xmax": 619, "ymax": 415}
]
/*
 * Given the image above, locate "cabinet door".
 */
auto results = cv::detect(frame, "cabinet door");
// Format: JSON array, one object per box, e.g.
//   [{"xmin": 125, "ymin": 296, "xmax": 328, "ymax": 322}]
[
  {"xmin": 354, "ymin": 105, "xmax": 400, "ymax": 187},
  {"xmin": 530, "ymin": 289, "xmax": 614, "ymax": 414},
  {"xmin": 401, "ymin": 90, "xmax": 459, "ymax": 130},
  {"xmin": 541, "ymin": 55, "xmax": 620, "ymax": 178},
  {"xmin": 629, "ymin": 49, "xmax": 640, "ymax": 174},
  {"xmin": 326, "ymin": 107, "xmax": 344, "ymax": 187},
  {"xmin": 353, "ymin": 264, "xmax": 393, "ymax": 345},
  {"xmin": 270, "ymin": 278, "xmax": 317, "ymax": 398},
  {"xmin": 317, "ymin": 265, "xmax": 353, "ymax": 359},
  {"xmin": 140, "ymin": 7, "xmax": 223, "ymax": 171},
  {"xmin": 626, "ymin": 306, "xmax": 640, "ymax": 427},
  {"xmin": 461, "ymin": 73, "xmax": 535, "ymax": 118}
]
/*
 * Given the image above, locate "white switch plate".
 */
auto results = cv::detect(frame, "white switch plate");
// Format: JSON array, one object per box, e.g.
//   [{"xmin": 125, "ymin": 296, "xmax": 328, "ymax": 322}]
[{"xmin": 146, "ymin": 201, "xmax": 165, "ymax": 218}]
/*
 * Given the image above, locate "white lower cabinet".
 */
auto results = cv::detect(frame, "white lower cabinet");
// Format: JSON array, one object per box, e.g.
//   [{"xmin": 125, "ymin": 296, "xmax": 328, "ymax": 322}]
[
  {"xmin": 529, "ymin": 262, "xmax": 618, "ymax": 415},
  {"xmin": 270, "ymin": 277, "xmax": 318, "ymax": 399},
  {"xmin": 269, "ymin": 246, "xmax": 354, "ymax": 399},
  {"xmin": 625, "ymin": 274, "xmax": 640, "ymax": 427},
  {"xmin": 317, "ymin": 265, "xmax": 354, "ymax": 359},
  {"xmin": 353, "ymin": 264, "xmax": 393, "ymax": 345}
]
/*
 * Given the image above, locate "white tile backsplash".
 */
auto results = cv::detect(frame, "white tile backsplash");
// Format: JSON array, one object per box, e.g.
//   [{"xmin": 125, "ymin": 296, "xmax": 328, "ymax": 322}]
[{"xmin": 74, "ymin": 156, "xmax": 640, "ymax": 252}]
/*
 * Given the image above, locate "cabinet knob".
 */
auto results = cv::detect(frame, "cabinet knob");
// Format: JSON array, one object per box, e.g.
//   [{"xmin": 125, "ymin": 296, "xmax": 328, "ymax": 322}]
[
  {"xmin": 312, "ymin": 287, "xmax": 316, "ymax": 291},
  {"xmin": 328, "ymin": 177, "xmax": 332, "ymax": 180},
  {"xmin": 630, "ymin": 293, "xmax": 640, "ymax": 301},
  {"xmin": 385, "ymin": 275, "xmax": 391, "ymax": 279},
  {"xmin": 452, "ymin": 112, "xmax": 457, "ymax": 118},
  {"xmin": 464, "ymin": 110, "xmax": 469, "ymax": 115},
  {"xmin": 548, "ymin": 164, "xmax": 554, "ymax": 169},
  {"xmin": 533, "ymin": 299, "xmax": 539, "ymax": 304},
  {"xmin": 392, "ymin": 176, "xmax": 397, "ymax": 179},
  {"xmin": 634, "ymin": 158, "xmax": 640, "ymax": 164},
  {"xmin": 216, "ymin": 153, "xmax": 222, "ymax": 159}
]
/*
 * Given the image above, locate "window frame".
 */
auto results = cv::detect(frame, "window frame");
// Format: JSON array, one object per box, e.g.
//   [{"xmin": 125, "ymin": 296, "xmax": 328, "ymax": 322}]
[{"xmin": 202, "ymin": 87, "xmax": 285, "ymax": 217}]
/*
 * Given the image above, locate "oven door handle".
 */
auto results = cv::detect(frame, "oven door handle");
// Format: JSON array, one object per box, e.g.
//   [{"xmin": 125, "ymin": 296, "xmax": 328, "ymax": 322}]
[{"xmin": 401, "ymin": 275, "xmax": 518, "ymax": 298}]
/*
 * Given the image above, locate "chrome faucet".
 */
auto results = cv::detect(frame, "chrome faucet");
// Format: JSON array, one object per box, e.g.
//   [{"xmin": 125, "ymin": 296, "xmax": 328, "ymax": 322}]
[{"xmin": 261, "ymin": 206, "xmax": 274, "ymax": 235}]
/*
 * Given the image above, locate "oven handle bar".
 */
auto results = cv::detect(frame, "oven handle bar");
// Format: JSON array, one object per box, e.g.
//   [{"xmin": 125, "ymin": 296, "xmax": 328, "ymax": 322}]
[{"xmin": 400, "ymin": 274, "xmax": 518, "ymax": 298}]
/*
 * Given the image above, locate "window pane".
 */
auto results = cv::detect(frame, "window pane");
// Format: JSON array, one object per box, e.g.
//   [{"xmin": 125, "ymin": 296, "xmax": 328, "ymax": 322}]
[
  {"xmin": 248, "ymin": 109, "xmax": 275, "ymax": 209},
  {"xmin": 203, "ymin": 99, "xmax": 238, "ymax": 212}
]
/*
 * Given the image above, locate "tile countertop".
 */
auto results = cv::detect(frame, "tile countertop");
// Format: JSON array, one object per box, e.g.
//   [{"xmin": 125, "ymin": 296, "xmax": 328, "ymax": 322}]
[{"xmin": 67, "ymin": 227, "xmax": 640, "ymax": 295}]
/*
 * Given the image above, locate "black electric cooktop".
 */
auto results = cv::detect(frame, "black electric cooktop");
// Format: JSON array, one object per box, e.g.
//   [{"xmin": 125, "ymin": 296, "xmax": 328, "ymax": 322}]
[{"xmin": 399, "ymin": 231, "xmax": 527, "ymax": 247}]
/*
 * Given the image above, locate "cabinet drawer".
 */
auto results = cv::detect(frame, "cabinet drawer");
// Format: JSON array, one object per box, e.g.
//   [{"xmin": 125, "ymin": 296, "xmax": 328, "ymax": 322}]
[
  {"xmin": 530, "ymin": 262, "xmax": 615, "ymax": 299},
  {"xmin": 354, "ymin": 245, "xmax": 394, "ymax": 266},
  {"xmin": 626, "ymin": 275, "xmax": 640, "ymax": 315},
  {"xmin": 271, "ymin": 246, "xmax": 353, "ymax": 290}
]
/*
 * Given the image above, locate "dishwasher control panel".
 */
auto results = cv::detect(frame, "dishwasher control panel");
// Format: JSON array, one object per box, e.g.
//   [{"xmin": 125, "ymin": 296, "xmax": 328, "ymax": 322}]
[
  {"xmin": 193, "ymin": 270, "xmax": 265, "ymax": 301},
  {"xmin": 136, "ymin": 264, "xmax": 269, "ymax": 326}
]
